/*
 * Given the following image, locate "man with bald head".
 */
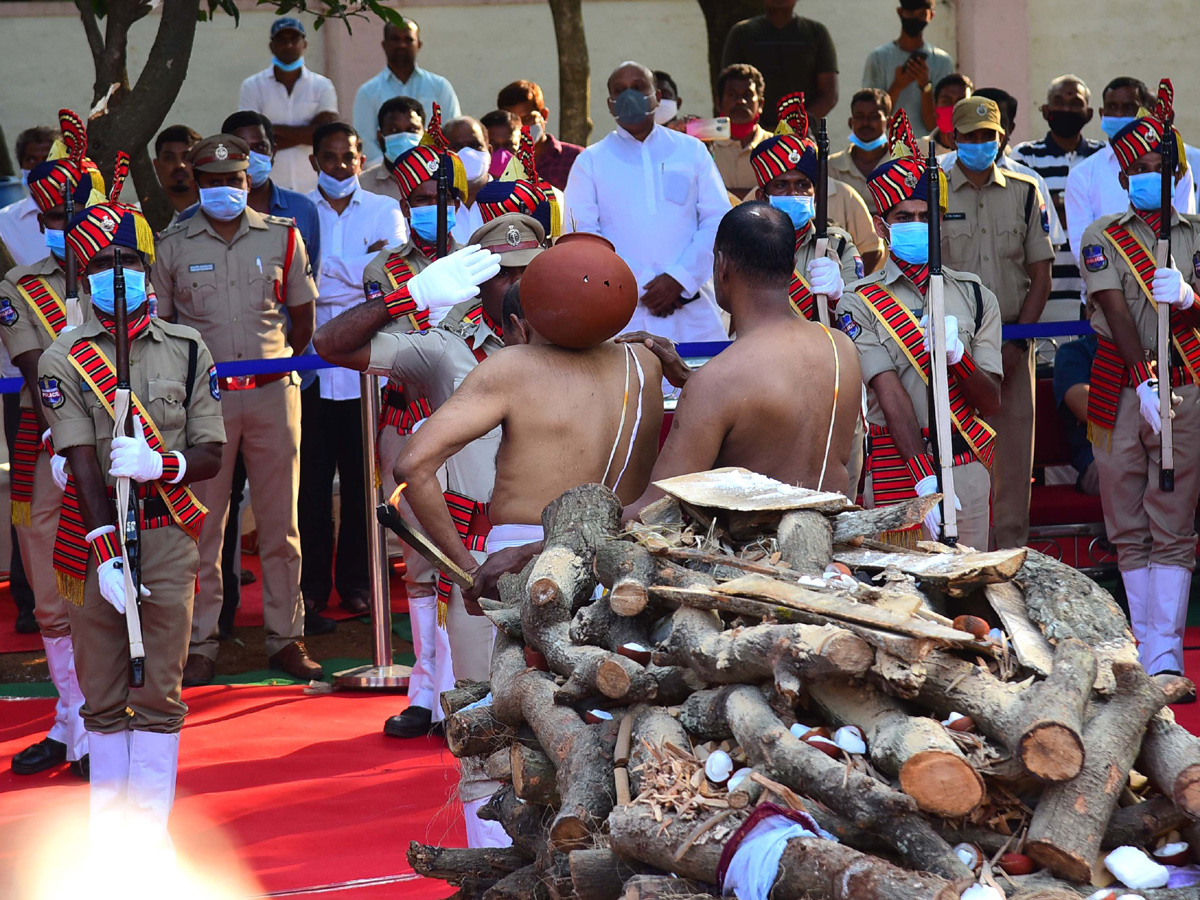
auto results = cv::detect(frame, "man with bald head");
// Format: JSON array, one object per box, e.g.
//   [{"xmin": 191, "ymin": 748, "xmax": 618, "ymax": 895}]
[
  {"xmin": 565, "ymin": 61, "xmax": 731, "ymax": 343},
  {"xmin": 441, "ymin": 115, "xmax": 494, "ymax": 243}
]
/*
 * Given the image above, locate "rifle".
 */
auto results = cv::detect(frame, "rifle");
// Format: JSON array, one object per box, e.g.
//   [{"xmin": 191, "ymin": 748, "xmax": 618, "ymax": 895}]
[
  {"xmin": 812, "ymin": 117, "xmax": 831, "ymax": 327},
  {"xmin": 436, "ymin": 150, "xmax": 450, "ymax": 259},
  {"xmin": 112, "ymin": 256, "xmax": 145, "ymax": 686},
  {"xmin": 926, "ymin": 142, "xmax": 958, "ymax": 545},
  {"xmin": 1157, "ymin": 136, "xmax": 1175, "ymax": 492},
  {"xmin": 63, "ymin": 185, "xmax": 78, "ymax": 312}
]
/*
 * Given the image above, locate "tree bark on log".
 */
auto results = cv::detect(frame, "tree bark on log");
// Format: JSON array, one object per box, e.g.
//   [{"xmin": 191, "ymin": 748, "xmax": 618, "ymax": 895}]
[
  {"xmin": 832, "ymin": 546, "xmax": 1027, "ymax": 592},
  {"xmin": 571, "ymin": 593, "xmax": 651, "ymax": 651},
  {"xmin": 595, "ymin": 541, "xmax": 658, "ymax": 617},
  {"xmin": 776, "ymin": 510, "xmax": 834, "ymax": 575},
  {"xmin": 527, "ymin": 485, "xmax": 622, "ymax": 611},
  {"xmin": 806, "ymin": 679, "xmax": 985, "ymax": 817},
  {"xmin": 831, "ymin": 496, "xmax": 940, "ymax": 543},
  {"xmin": 442, "ymin": 681, "xmax": 493, "ymax": 717},
  {"xmin": 478, "ymin": 784, "xmax": 552, "ymax": 858},
  {"xmin": 912, "ymin": 639, "xmax": 1096, "ymax": 782},
  {"xmin": 568, "ymin": 849, "xmax": 648, "ymax": 900},
  {"xmin": 620, "ymin": 874, "xmax": 713, "ymax": 900},
  {"xmin": 1101, "ymin": 795, "xmax": 1193, "ymax": 849},
  {"xmin": 483, "ymin": 863, "xmax": 550, "ymax": 900},
  {"xmin": 486, "ymin": 747, "xmax": 514, "ymax": 782},
  {"xmin": 1137, "ymin": 708, "xmax": 1200, "ymax": 819},
  {"xmin": 1026, "ymin": 663, "xmax": 1171, "ymax": 881},
  {"xmin": 607, "ymin": 804, "xmax": 964, "ymax": 900},
  {"xmin": 628, "ymin": 704, "xmax": 692, "ymax": 796},
  {"xmin": 447, "ymin": 704, "xmax": 518, "ymax": 759},
  {"xmin": 512, "ymin": 744, "xmax": 561, "ymax": 806},
  {"xmin": 407, "ymin": 844, "xmax": 531, "ymax": 884},
  {"xmin": 720, "ymin": 686, "xmax": 973, "ymax": 880}
]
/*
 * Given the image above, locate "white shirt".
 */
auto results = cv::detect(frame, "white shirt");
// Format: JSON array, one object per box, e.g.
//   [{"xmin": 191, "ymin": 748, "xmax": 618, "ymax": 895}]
[
  {"xmin": 308, "ymin": 184, "xmax": 408, "ymax": 399},
  {"xmin": 1064, "ymin": 144, "xmax": 1196, "ymax": 260},
  {"xmin": 353, "ymin": 65, "xmax": 462, "ymax": 167},
  {"xmin": 564, "ymin": 124, "xmax": 732, "ymax": 344},
  {"xmin": 240, "ymin": 66, "xmax": 339, "ymax": 194},
  {"xmin": 0, "ymin": 197, "xmax": 46, "ymax": 266}
]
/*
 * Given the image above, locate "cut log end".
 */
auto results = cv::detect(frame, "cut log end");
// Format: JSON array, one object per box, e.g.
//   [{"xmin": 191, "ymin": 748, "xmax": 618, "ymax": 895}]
[
  {"xmin": 898, "ymin": 750, "xmax": 985, "ymax": 817},
  {"xmin": 1024, "ymin": 839, "xmax": 1092, "ymax": 885},
  {"xmin": 1019, "ymin": 721, "xmax": 1086, "ymax": 782},
  {"xmin": 597, "ymin": 658, "xmax": 634, "ymax": 699},
  {"xmin": 550, "ymin": 815, "xmax": 593, "ymax": 852},
  {"xmin": 1176, "ymin": 763, "xmax": 1200, "ymax": 817},
  {"xmin": 819, "ymin": 630, "xmax": 876, "ymax": 675},
  {"xmin": 530, "ymin": 578, "xmax": 564, "ymax": 607},
  {"xmin": 610, "ymin": 583, "xmax": 649, "ymax": 617}
]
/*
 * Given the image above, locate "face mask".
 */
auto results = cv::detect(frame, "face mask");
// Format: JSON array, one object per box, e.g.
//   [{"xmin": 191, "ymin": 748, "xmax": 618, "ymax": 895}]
[
  {"xmin": 1046, "ymin": 110, "xmax": 1088, "ymax": 139},
  {"xmin": 457, "ymin": 147, "xmax": 490, "ymax": 183},
  {"xmin": 529, "ymin": 122, "xmax": 546, "ymax": 143},
  {"xmin": 1128, "ymin": 171, "xmax": 1172, "ymax": 211},
  {"xmin": 318, "ymin": 170, "xmax": 359, "ymax": 200},
  {"xmin": 730, "ymin": 118, "xmax": 760, "ymax": 140},
  {"xmin": 490, "ymin": 148, "xmax": 513, "ymax": 178},
  {"xmin": 199, "ymin": 185, "xmax": 249, "ymax": 221},
  {"xmin": 409, "ymin": 204, "xmax": 455, "ymax": 242},
  {"xmin": 88, "ymin": 267, "xmax": 148, "ymax": 316},
  {"xmin": 384, "ymin": 131, "xmax": 421, "ymax": 161},
  {"xmin": 44, "ymin": 228, "xmax": 65, "ymax": 258},
  {"xmin": 957, "ymin": 140, "xmax": 999, "ymax": 171},
  {"xmin": 654, "ymin": 100, "xmax": 678, "ymax": 125},
  {"xmin": 900, "ymin": 17, "xmax": 927, "ymax": 37},
  {"xmin": 849, "ymin": 132, "xmax": 887, "ymax": 152},
  {"xmin": 888, "ymin": 221, "xmax": 930, "ymax": 264},
  {"xmin": 934, "ymin": 106, "xmax": 955, "ymax": 135},
  {"xmin": 768, "ymin": 194, "xmax": 815, "ymax": 229},
  {"xmin": 1101, "ymin": 115, "xmax": 1136, "ymax": 140},
  {"xmin": 273, "ymin": 55, "xmax": 304, "ymax": 72},
  {"xmin": 612, "ymin": 88, "xmax": 654, "ymax": 128},
  {"xmin": 246, "ymin": 151, "xmax": 273, "ymax": 188}
]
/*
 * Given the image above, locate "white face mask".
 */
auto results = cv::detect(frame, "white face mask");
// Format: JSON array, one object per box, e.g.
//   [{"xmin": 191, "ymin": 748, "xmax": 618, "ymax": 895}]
[
  {"xmin": 457, "ymin": 147, "xmax": 490, "ymax": 183},
  {"xmin": 529, "ymin": 122, "xmax": 545, "ymax": 143},
  {"xmin": 654, "ymin": 99, "xmax": 679, "ymax": 125}
]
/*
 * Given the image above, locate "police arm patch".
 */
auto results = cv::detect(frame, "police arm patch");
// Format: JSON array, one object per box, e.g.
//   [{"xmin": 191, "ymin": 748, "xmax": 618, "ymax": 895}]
[
  {"xmin": 0, "ymin": 299, "xmax": 19, "ymax": 327},
  {"xmin": 1082, "ymin": 244, "xmax": 1108, "ymax": 272},
  {"xmin": 837, "ymin": 312, "xmax": 862, "ymax": 340},
  {"xmin": 39, "ymin": 375, "xmax": 64, "ymax": 409},
  {"xmin": 1192, "ymin": 251, "xmax": 1200, "ymax": 281},
  {"xmin": 208, "ymin": 365, "xmax": 221, "ymax": 401},
  {"xmin": 853, "ymin": 256, "xmax": 864, "ymax": 279}
]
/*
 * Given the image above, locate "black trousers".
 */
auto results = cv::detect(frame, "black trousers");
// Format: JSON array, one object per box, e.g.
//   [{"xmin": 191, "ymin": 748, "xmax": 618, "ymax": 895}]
[
  {"xmin": 298, "ymin": 385, "xmax": 368, "ymax": 610},
  {"xmin": 3, "ymin": 391, "xmax": 35, "ymax": 619}
]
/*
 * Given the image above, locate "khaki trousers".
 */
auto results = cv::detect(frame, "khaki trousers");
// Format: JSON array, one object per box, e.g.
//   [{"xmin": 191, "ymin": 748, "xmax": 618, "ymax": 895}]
[
  {"xmin": 378, "ymin": 424, "xmax": 436, "ymax": 591},
  {"xmin": 985, "ymin": 343, "xmax": 1035, "ymax": 549},
  {"xmin": 21, "ymin": 451, "xmax": 70, "ymax": 636},
  {"xmin": 864, "ymin": 459, "xmax": 991, "ymax": 551},
  {"xmin": 1094, "ymin": 383, "xmax": 1200, "ymax": 572},
  {"xmin": 67, "ymin": 525, "xmax": 198, "ymax": 733},
  {"xmin": 190, "ymin": 378, "xmax": 302, "ymax": 659}
]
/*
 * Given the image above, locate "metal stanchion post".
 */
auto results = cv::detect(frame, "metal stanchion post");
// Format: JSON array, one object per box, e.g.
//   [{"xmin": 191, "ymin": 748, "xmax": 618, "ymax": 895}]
[{"xmin": 334, "ymin": 373, "xmax": 411, "ymax": 690}]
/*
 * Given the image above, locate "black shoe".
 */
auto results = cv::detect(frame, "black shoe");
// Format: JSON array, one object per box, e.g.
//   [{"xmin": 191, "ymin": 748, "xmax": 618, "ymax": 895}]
[
  {"xmin": 339, "ymin": 592, "xmax": 371, "ymax": 617},
  {"xmin": 69, "ymin": 755, "xmax": 89, "ymax": 781},
  {"xmin": 304, "ymin": 611, "xmax": 337, "ymax": 636},
  {"xmin": 15, "ymin": 610, "xmax": 38, "ymax": 634},
  {"xmin": 12, "ymin": 737, "xmax": 67, "ymax": 774},
  {"xmin": 384, "ymin": 706, "xmax": 434, "ymax": 738},
  {"xmin": 240, "ymin": 568, "xmax": 256, "ymax": 586}
]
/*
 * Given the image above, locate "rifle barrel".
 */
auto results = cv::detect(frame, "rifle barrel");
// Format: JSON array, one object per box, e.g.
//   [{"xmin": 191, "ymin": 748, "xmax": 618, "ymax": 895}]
[{"xmin": 815, "ymin": 118, "xmax": 829, "ymax": 239}]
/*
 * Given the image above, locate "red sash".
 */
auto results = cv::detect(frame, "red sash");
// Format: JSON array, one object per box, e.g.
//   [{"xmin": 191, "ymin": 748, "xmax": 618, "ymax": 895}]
[
  {"xmin": 788, "ymin": 272, "xmax": 821, "ymax": 321},
  {"xmin": 384, "ymin": 254, "xmax": 431, "ymax": 333},
  {"xmin": 15, "ymin": 274, "xmax": 69, "ymax": 340},
  {"xmin": 434, "ymin": 489, "xmax": 491, "ymax": 626},
  {"xmin": 856, "ymin": 282, "xmax": 995, "ymax": 469},
  {"xmin": 10, "ymin": 408, "xmax": 39, "ymax": 527}
]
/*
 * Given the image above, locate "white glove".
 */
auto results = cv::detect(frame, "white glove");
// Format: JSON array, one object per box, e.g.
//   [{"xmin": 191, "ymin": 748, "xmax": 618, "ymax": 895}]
[
  {"xmin": 1152, "ymin": 266, "xmax": 1195, "ymax": 310},
  {"xmin": 914, "ymin": 473, "xmax": 962, "ymax": 539},
  {"xmin": 51, "ymin": 454, "xmax": 68, "ymax": 491},
  {"xmin": 806, "ymin": 256, "xmax": 844, "ymax": 301},
  {"xmin": 109, "ymin": 415, "xmax": 162, "ymax": 483},
  {"xmin": 407, "ymin": 245, "xmax": 503, "ymax": 326},
  {"xmin": 920, "ymin": 314, "xmax": 965, "ymax": 366},
  {"xmin": 97, "ymin": 557, "xmax": 151, "ymax": 614},
  {"xmin": 1136, "ymin": 378, "xmax": 1164, "ymax": 434}
]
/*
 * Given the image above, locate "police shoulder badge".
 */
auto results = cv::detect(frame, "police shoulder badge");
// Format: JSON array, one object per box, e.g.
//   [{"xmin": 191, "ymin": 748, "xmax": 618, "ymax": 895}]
[
  {"xmin": 0, "ymin": 298, "xmax": 18, "ymax": 327},
  {"xmin": 837, "ymin": 312, "xmax": 861, "ymax": 340},
  {"xmin": 1082, "ymin": 244, "xmax": 1108, "ymax": 272},
  {"xmin": 39, "ymin": 375, "xmax": 64, "ymax": 409},
  {"xmin": 853, "ymin": 255, "xmax": 865, "ymax": 280},
  {"xmin": 208, "ymin": 365, "xmax": 221, "ymax": 401},
  {"xmin": 1040, "ymin": 205, "xmax": 1050, "ymax": 233},
  {"xmin": 1192, "ymin": 251, "xmax": 1200, "ymax": 281}
]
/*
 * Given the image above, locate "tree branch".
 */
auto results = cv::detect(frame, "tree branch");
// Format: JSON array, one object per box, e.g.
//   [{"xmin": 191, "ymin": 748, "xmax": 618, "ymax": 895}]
[{"xmin": 74, "ymin": 0, "xmax": 106, "ymax": 66}]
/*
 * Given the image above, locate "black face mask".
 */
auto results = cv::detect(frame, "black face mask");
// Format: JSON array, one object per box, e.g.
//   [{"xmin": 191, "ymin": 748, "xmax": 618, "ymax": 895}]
[
  {"xmin": 1046, "ymin": 110, "xmax": 1088, "ymax": 139},
  {"xmin": 900, "ymin": 17, "xmax": 928, "ymax": 37}
]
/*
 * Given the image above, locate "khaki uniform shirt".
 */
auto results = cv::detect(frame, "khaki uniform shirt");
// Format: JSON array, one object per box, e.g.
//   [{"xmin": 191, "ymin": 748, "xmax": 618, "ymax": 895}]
[
  {"xmin": 942, "ymin": 163, "xmax": 1055, "ymax": 323},
  {"xmin": 836, "ymin": 258, "xmax": 1003, "ymax": 428},
  {"xmin": 38, "ymin": 317, "xmax": 227, "ymax": 480},
  {"xmin": 360, "ymin": 161, "xmax": 403, "ymax": 206},
  {"xmin": 365, "ymin": 300, "xmax": 502, "ymax": 502},
  {"xmin": 1080, "ymin": 209, "xmax": 1200, "ymax": 353},
  {"xmin": 828, "ymin": 147, "xmax": 880, "ymax": 217},
  {"xmin": 795, "ymin": 224, "xmax": 863, "ymax": 285},
  {"xmin": 710, "ymin": 125, "xmax": 771, "ymax": 197},
  {"xmin": 154, "ymin": 207, "xmax": 318, "ymax": 363},
  {"xmin": 0, "ymin": 255, "xmax": 92, "ymax": 408}
]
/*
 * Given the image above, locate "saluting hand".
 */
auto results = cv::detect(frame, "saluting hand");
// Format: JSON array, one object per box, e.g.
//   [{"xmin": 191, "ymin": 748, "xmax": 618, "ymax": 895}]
[
  {"xmin": 616, "ymin": 331, "xmax": 691, "ymax": 388},
  {"xmin": 408, "ymin": 245, "xmax": 503, "ymax": 326}
]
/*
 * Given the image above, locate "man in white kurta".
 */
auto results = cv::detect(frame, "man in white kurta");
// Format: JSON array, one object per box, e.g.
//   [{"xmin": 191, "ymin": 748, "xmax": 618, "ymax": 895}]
[{"xmin": 565, "ymin": 62, "xmax": 731, "ymax": 344}]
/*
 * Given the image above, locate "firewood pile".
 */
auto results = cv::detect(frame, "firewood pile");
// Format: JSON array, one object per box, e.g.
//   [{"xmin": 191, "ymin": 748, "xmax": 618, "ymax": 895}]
[{"xmin": 408, "ymin": 469, "xmax": 1200, "ymax": 900}]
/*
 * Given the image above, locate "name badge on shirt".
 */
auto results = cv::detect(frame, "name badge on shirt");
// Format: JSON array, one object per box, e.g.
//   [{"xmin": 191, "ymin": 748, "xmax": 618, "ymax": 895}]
[
  {"xmin": 189, "ymin": 263, "xmax": 215, "ymax": 273},
  {"xmin": 944, "ymin": 212, "xmax": 966, "ymax": 221}
]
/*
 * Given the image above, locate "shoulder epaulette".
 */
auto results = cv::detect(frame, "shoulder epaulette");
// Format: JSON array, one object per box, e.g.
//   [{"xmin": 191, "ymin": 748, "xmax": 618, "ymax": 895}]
[
  {"xmin": 1002, "ymin": 169, "xmax": 1040, "ymax": 188},
  {"xmin": 943, "ymin": 266, "xmax": 983, "ymax": 285},
  {"xmin": 263, "ymin": 214, "xmax": 297, "ymax": 227}
]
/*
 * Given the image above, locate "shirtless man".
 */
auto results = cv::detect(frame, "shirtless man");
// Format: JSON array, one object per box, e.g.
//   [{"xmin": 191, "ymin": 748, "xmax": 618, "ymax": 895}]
[{"xmin": 621, "ymin": 202, "xmax": 861, "ymax": 516}]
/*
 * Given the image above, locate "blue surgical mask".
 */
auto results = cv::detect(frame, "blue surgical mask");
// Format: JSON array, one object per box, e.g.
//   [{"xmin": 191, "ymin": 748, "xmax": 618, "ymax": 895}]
[
  {"xmin": 612, "ymin": 88, "xmax": 654, "ymax": 127},
  {"xmin": 409, "ymin": 204, "xmax": 455, "ymax": 242},
  {"xmin": 87, "ymin": 267, "xmax": 148, "ymax": 316},
  {"xmin": 957, "ymin": 140, "xmax": 999, "ymax": 172},
  {"xmin": 768, "ymin": 194, "xmax": 815, "ymax": 229},
  {"xmin": 318, "ymin": 170, "xmax": 359, "ymax": 200},
  {"xmin": 1101, "ymin": 115, "xmax": 1136, "ymax": 140},
  {"xmin": 888, "ymin": 221, "xmax": 930, "ymax": 265},
  {"xmin": 199, "ymin": 186, "xmax": 248, "ymax": 221},
  {"xmin": 246, "ymin": 151, "xmax": 273, "ymax": 188},
  {"xmin": 384, "ymin": 131, "xmax": 421, "ymax": 161},
  {"xmin": 44, "ymin": 228, "xmax": 65, "ymax": 259},
  {"xmin": 273, "ymin": 55, "xmax": 304, "ymax": 72},
  {"xmin": 849, "ymin": 133, "xmax": 887, "ymax": 152},
  {"xmin": 1128, "ymin": 171, "xmax": 1172, "ymax": 211}
]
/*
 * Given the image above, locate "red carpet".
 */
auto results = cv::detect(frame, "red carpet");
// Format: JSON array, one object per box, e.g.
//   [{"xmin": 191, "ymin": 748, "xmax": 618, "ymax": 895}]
[{"xmin": 0, "ymin": 686, "xmax": 464, "ymax": 898}]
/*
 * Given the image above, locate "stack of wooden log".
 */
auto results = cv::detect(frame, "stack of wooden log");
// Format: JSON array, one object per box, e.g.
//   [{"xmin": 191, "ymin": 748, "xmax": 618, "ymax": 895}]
[{"xmin": 409, "ymin": 469, "xmax": 1200, "ymax": 900}]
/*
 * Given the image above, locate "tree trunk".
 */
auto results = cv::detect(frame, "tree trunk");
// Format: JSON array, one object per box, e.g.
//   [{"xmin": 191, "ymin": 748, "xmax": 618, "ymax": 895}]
[
  {"xmin": 547, "ymin": 0, "xmax": 592, "ymax": 146},
  {"xmin": 1136, "ymin": 708, "xmax": 1200, "ymax": 819},
  {"xmin": 568, "ymin": 849, "xmax": 646, "ymax": 900},
  {"xmin": 512, "ymin": 743, "xmax": 562, "ymax": 807},
  {"xmin": 776, "ymin": 510, "xmax": 833, "ymax": 575},
  {"xmin": 694, "ymin": 0, "xmax": 764, "ymax": 99},
  {"xmin": 407, "ymin": 844, "xmax": 531, "ymax": 885}
]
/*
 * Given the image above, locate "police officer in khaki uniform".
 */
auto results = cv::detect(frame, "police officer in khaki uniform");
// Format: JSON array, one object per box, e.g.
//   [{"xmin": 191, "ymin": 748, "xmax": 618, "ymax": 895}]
[
  {"xmin": 154, "ymin": 135, "xmax": 319, "ymax": 684},
  {"xmin": 1078, "ymin": 80, "xmax": 1200, "ymax": 681},
  {"xmin": 39, "ymin": 199, "xmax": 225, "ymax": 839},
  {"xmin": 837, "ymin": 110, "xmax": 1003, "ymax": 550},
  {"xmin": 942, "ymin": 97, "xmax": 1054, "ymax": 549}
]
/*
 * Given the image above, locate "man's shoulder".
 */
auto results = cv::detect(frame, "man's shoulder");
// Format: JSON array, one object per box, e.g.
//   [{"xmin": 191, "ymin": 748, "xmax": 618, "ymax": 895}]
[
  {"xmin": 240, "ymin": 67, "xmax": 271, "ymax": 89},
  {"xmin": 355, "ymin": 69, "xmax": 388, "ymax": 95},
  {"xmin": 303, "ymin": 68, "xmax": 336, "ymax": 89},
  {"xmin": 943, "ymin": 266, "xmax": 984, "ymax": 287},
  {"xmin": 156, "ymin": 218, "xmax": 192, "ymax": 245},
  {"xmin": 274, "ymin": 185, "xmax": 318, "ymax": 214},
  {"xmin": 1082, "ymin": 212, "xmax": 1123, "ymax": 239},
  {"xmin": 151, "ymin": 318, "xmax": 207, "ymax": 347},
  {"xmin": 1010, "ymin": 138, "xmax": 1046, "ymax": 158},
  {"xmin": 1, "ymin": 259, "xmax": 48, "ymax": 288},
  {"xmin": 1000, "ymin": 168, "xmax": 1040, "ymax": 191},
  {"xmin": 925, "ymin": 43, "xmax": 953, "ymax": 63},
  {"xmin": 262, "ymin": 213, "xmax": 301, "ymax": 230}
]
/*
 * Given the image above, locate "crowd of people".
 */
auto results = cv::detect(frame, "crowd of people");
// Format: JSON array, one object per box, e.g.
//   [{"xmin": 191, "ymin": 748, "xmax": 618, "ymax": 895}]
[{"xmin": 1, "ymin": 0, "xmax": 1198, "ymax": 857}]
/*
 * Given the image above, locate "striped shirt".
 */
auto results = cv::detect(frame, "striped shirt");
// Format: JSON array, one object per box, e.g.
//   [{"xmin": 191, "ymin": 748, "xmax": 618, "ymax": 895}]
[{"xmin": 1010, "ymin": 133, "xmax": 1104, "ymax": 317}]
